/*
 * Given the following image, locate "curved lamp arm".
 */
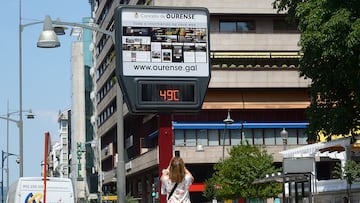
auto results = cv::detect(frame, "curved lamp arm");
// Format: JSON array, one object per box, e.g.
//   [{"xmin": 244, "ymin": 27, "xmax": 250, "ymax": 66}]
[
  {"xmin": 0, "ymin": 116, "xmax": 20, "ymax": 125},
  {"xmin": 52, "ymin": 19, "xmax": 115, "ymax": 43}
]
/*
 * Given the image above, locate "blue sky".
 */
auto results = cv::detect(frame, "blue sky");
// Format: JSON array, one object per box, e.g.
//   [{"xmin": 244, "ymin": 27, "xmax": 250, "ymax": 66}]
[{"xmin": 0, "ymin": 1, "xmax": 91, "ymax": 186}]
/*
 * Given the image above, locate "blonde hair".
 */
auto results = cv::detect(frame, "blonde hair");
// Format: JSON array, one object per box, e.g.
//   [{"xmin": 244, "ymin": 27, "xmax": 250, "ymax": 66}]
[{"xmin": 169, "ymin": 157, "xmax": 186, "ymax": 183}]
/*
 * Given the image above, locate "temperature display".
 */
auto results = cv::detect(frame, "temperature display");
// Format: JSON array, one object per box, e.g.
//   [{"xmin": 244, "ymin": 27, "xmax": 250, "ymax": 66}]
[
  {"xmin": 159, "ymin": 89, "xmax": 180, "ymax": 101},
  {"xmin": 139, "ymin": 81, "xmax": 196, "ymax": 104}
]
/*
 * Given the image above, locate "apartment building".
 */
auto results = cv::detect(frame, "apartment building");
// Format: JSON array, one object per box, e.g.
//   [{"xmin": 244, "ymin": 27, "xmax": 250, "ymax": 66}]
[{"xmin": 90, "ymin": 0, "xmax": 310, "ymax": 202}]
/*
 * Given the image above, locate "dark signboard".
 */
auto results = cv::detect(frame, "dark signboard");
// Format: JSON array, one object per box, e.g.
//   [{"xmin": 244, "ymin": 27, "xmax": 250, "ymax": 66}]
[{"xmin": 115, "ymin": 6, "xmax": 210, "ymax": 113}]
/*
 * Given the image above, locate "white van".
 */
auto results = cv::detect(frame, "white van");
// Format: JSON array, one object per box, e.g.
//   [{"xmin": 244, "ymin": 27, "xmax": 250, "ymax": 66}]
[{"xmin": 6, "ymin": 177, "xmax": 75, "ymax": 203}]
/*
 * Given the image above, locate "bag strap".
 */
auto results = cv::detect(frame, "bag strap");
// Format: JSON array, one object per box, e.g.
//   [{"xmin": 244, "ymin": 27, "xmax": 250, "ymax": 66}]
[{"xmin": 168, "ymin": 183, "xmax": 178, "ymax": 200}]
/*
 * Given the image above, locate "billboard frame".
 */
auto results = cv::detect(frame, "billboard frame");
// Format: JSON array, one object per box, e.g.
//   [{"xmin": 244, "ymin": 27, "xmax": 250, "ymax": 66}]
[{"xmin": 115, "ymin": 5, "xmax": 211, "ymax": 113}]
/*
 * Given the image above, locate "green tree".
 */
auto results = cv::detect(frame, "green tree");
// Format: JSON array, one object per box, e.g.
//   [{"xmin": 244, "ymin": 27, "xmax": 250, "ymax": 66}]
[
  {"xmin": 203, "ymin": 143, "xmax": 282, "ymax": 201},
  {"xmin": 273, "ymin": 0, "xmax": 360, "ymax": 141},
  {"xmin": 334, "ymin": 160, "xmax": 360, "ymax": 201}
]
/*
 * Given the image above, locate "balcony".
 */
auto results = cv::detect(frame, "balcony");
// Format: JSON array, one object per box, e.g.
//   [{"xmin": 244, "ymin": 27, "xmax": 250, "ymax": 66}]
[{"xmin": 125, "ymin": 147, "xmax": 158, "ymax": 176}]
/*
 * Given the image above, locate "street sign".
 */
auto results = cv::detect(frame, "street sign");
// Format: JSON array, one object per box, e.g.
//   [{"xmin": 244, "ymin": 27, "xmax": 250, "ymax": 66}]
[{"xmin": 115, "ymin": 6, "xmax": 210, "ymax": 113}]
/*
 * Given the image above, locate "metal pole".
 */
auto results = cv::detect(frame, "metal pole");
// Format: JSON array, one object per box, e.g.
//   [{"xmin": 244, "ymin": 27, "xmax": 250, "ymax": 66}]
[
  {"xmin": 116, "ymin": 85, "xmax": 125, "ymax": 203},
  {"xmin": 1, "ymin": 151, "xmax": 18, "ymax": 203},
  {"xmin": 222, "ymin": 110, "xmax": 233, "ymax": 162},
  {"xmin": 98, "ymin": 137, "xmax": 102, "ymax": 203},
  {"xmin": 6, "ymin": 102, "xmax": 10, "ymax": 191},
  {"xmin": 1, "ymin": 151, "xmax": 4, "ymax": 203},
  {"xmin": 282, "ymin": 134, "xmax": 287, "ymax": 203},
  {"xmin": 18, "ymin": 0, "xmax": 24, "ymax": 177},
  {"xmin": 222, "ymin": 124, "xmax": 227, "ymax": 162}
]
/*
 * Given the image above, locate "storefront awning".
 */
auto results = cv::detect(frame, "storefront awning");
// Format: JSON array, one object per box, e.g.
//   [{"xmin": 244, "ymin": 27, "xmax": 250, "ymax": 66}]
[{"xmin": 280, "ymin": 137, "xmax": 351, "ymax": 158}]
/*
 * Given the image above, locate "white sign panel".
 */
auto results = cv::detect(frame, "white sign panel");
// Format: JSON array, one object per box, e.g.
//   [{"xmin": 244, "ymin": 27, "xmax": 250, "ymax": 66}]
[{"xmin": 120, "ymin": 8, "xmax": 209, "ymax": 77}]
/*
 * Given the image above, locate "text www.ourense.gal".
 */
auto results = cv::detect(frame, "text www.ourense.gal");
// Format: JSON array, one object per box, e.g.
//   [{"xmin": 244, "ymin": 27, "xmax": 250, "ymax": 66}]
[{"xmin": 133, "ymin": 64, "xmax": 198, "ymax": 72}]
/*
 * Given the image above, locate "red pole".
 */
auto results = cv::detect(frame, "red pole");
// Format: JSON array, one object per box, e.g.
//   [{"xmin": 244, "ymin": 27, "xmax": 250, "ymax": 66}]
[
  {"xmin": 43, "ymin": 132, "xmax": 51, "ymax": 203},
  {"xmin": 158, "ymin": 114, "xmax": 173, "ymax": 203}
]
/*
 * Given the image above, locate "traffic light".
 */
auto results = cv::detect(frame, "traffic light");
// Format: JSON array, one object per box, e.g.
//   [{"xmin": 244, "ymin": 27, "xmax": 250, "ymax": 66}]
[{"xmin": 151, "ymin": 183, "xmax": 156, "ymax": 197}]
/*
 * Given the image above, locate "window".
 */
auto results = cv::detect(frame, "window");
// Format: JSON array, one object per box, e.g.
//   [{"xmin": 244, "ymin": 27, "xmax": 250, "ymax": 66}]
[
  {"xmin": 254, "ymin": 129, "xmax": 263, "ymax": 145},
  {"xmin": 174, "ymin": 130, "xmax": 184, "ymax": 145},
  {"xmin": 172, "ymin": 127, "xmax": 308, "ymax": 147},
  {"xmin": 197, "ymin": 130, "xmax": 208, "ymax": 146},
  {"xmin": 60, "ymin": 120, "xmax": 68, "ymax": 133},
  {"xmin": 220, "ymin": 20, "xmax": 255, "ymax": 32},
  {"xmin": 298, "ymin": 129, "xmax": 307, "ymax": 144},
  {"xmin": 208, "ymin": 129, "xmax": 219, "ymax": 146},
  {"xmin": 273, "ymin": 19, "xmax": 298, "ymax": 32},
  {"xmin": 264, "ymin": 129, "xmax": 275, "ymax": 145},
  {"xmin": 62, "ymin": 137, "xmax": 67, "ymax": 146},
  {"xmin": 231, "ymin": 129, "xmax": 241, "ymax": 145},
  {"xmin": 186, "ymin": 130, "xmax": 196, "ymax": 146},
  {"xmin": 221, "ymin": 129, "xmax": 230, "ymax": 145}
]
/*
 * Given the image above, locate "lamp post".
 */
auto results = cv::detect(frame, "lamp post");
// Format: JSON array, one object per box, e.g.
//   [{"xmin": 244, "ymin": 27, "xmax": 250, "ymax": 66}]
[
  {"xmin": 30, "ymin": 15, "xmax": 124, "ymax": 203},
  {"xmin": 1, "ymin": 150, "xmax": 19, "ymax": 203},
  {"xmin": 222, "ymin": 110, "xmax": 234, "ymax": 162},
  {"xmin": 18, "ymin": 0, "xmax": 24, "ymax": 178},
  {"xmin": 280, "ymin": 128, "xmax": 288, "ymax": 203},
  {"xmin": 0, "ymin": 108, "xmax": 34, "ymax": 181},
  {"xmin": 18, "ymin": 0, "xmax": 45, "ymax": 177}
]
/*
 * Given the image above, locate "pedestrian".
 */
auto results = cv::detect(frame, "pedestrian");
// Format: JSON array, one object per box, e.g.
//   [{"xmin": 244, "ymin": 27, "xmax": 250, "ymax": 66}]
[{"xmin": 160, "ymin": 156, "xmax": 194, "ymax": 203}]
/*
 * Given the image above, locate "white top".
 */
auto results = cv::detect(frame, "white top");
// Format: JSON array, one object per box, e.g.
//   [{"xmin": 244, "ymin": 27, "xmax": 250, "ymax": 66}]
[{"xmin": 161, "ymin": 173, "xmax": 193, "ymax": 203}]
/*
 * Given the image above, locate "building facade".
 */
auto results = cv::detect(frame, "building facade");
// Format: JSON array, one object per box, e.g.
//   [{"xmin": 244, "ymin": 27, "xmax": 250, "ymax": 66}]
[{"xmin": 89, "ymin": 0, "xmax": 311, "ymax": 202}]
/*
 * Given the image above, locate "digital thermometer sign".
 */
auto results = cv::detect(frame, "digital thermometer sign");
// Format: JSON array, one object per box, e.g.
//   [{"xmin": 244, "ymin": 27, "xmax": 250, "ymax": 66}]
[
  {"xmin": 115, "ymin": 6, "xmax": 210, "ymax": 113},
  {"xmin": 138, "ymin": 80, "xmax": 197, "ymax": 107}
]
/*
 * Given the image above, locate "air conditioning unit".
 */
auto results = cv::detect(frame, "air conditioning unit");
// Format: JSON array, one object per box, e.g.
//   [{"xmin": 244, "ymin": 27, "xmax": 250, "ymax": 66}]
[{"xmin": 125, "ymin": 161, "xmax": 132, "ymax": 171}]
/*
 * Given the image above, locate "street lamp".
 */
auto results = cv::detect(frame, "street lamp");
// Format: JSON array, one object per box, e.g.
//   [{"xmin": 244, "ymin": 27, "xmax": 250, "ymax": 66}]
[
  {"xmin": 27, "ymin": 15, "xmax": 124, "ymax": 203},
  {"xmin": 280, "ymin": 128, "xmax": 288, "ymax": 203},
  {"xmin": 281, "ymin": 128, "xmax": 288, "ymax": 151},
  {"xmin": 222, "ymin": 110, "xmax": 234, "ymax": 162},
  {"xmin": 1, "ymin": 150, "xmax": 19, "ymax": 203},
  {"xmin": 0, "ymin": 107, "xmax": 34, "ymax": 181}
]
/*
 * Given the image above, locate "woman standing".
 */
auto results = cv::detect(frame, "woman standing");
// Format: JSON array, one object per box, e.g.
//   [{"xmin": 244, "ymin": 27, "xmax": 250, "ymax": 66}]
[{"xmin": 160, "ymin": 157, "xmax": 194, "ymax": 203}]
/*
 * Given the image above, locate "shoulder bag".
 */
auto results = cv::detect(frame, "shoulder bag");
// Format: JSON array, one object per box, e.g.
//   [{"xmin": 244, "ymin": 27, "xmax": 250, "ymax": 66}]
[{"xmin": 167, "ymin": 183, "xmax": 178, "ymax": 200}]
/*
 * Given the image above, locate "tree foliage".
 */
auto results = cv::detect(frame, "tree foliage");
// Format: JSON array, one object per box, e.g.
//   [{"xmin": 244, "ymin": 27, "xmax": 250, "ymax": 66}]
[
  {"xmin": 273, "ymin": 0, "xmax": 360, "ymax": 141},
  {"xmin": 333, "ymin": 160, "xmax": 360, "ymax": 200},
  {"xmin": 203, "ymin": 143, "xmax": 282, "ymax": 200}
]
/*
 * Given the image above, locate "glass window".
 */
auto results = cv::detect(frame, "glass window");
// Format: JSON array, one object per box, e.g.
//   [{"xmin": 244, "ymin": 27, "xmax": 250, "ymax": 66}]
[
  {"xmin": 264, "ymin": 129, "xmax": 275, "ymax": 145},
  {"xmin": 173, "ymin": 127, "xmax": 307, "ymax": 147},
  {"xmin": 220, "ymin": 128, "xmax": 230, "ymax": 145},
  {"xmin": 208, "ymin": 129, "xmax": 219, "ymax": 146},
  {"xmin": 220, "ymin": 22, "xmax": 237, "ymax": 32},
  {"xmin": 237, "ymin": 21, "xmax": 255, "ymax": 31},
  {"xmin": 231, "ymin": 129, "xmax": 241, "ymax": 145},
  {"xmin": 254, "ymin": 129, "xmax": 263, "ymax": 145},
  {"xmin": 220, "ymin": 20, "xmax": 255, "ymax": 32},
  {"xmin": 186, "ymin": 130, "xmax": 196, "ymax": 146},
  {"xmin": 287, "ymin": 129, "xmax": 298, "ymax": 145},
  {"xmin": 197, "ymin": 129, "xmax": 208, "ymax": 146},
  {"xmin": 60, "ymin": 120, "xmax": 68, "ymax": 132},
  {"xmin": 298, "ymin": 129, "xmax": 307, "ymax": 144},
  {"xmin": 174, "ymin": 130, "xmax": 184, "ymax": 146},
  {"xmin": 243, "ymin": 129, "xmax": 253, "ymax": 144}
]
